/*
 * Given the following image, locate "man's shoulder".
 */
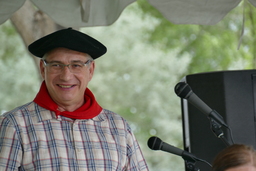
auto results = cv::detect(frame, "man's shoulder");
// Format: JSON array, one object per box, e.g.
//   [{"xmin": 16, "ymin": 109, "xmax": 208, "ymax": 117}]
[
  {"xmin": 99, "ymin": 109, "xmax": 130, "ymax": 125},
  {"xmin": 2, "ymin": 102, "xmax": 34, "ymax": 116},
  {"xmin": 0, "ymin": 102, "xmax": 35, "ymax": 126},
  {"xmin": 100, "ymin": 109, "xmax": 123, "ymax": 119},
  {"xmin": 0, "ymin": 102, "xmax": 52, "ymax": 124}
]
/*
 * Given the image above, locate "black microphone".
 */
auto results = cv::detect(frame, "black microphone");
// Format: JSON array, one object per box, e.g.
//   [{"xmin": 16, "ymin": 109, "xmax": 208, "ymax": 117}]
[
  {"xmin": 147, "ymin": 136, "xmax": 198, "ymax": 162},
  {"xmin": 174, "ymin": 82, "xmax": 228, "ymax": 127},
  {"xmin": 148, "ymin": 136, "xmax": 213, "ymax": 169}
]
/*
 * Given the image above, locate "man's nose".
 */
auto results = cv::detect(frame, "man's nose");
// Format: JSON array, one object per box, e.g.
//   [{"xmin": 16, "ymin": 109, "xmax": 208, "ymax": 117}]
[{"xmin": 59, "ymin": 65, "xmax": 73, "ymax": 80}]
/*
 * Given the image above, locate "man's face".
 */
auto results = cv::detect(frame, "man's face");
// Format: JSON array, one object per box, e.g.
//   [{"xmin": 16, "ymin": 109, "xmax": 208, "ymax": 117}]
[{"xmin": 40, "ymin": 47, "xmax": 95, "ymax": 110}]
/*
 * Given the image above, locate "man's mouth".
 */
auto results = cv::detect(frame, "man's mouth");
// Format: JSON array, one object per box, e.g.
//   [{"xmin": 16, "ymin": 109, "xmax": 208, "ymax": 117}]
[{"xmin": 58, "ymin": 84, "xmax": 74, "ymax": 88}]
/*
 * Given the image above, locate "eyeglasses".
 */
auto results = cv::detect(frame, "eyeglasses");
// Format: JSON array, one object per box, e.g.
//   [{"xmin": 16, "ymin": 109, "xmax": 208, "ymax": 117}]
[{"xmin": 43, "ymin": 59, "xmax": 93, "ymax": 73}]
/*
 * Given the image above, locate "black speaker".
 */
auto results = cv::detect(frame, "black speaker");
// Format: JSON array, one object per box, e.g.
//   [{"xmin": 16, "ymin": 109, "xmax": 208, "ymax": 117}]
[{"xmin": 181, "ymin": 70, "xmax": 256, "ymax": 171}]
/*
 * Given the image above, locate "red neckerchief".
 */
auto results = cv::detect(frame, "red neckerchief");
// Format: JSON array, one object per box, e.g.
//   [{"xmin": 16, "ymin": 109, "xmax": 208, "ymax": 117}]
[{"xmin": 34, "ymin": 81, "xmax": 102, "ymax": 119}]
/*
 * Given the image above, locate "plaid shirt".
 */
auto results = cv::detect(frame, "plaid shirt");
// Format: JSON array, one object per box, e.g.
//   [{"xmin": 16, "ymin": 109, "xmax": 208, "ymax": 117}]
[{"xmin": 0, "ymin": 102, "xmax": 148, "ymax": 171}]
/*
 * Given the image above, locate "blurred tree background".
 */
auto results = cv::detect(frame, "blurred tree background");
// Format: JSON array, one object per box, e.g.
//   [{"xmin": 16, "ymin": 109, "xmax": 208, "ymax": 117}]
[{"xmin": 0, "ymin": 0, "xmax": 256, "ymax": 171}]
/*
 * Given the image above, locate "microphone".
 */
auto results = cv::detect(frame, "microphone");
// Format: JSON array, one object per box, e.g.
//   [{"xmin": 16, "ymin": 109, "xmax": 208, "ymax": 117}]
[
  {"xmin": 174, "ymin": 82, "xmax": 228, "ymax": 127},
  {"xmin": 147, "ymin": 136, "xmax": 199, "ymax": 162}
]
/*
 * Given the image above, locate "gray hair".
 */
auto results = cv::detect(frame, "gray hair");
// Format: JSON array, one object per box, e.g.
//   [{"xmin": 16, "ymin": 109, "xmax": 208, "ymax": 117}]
[{"xmin": 42, "ymin": 50, "xmax": 93, "ymax": 61}]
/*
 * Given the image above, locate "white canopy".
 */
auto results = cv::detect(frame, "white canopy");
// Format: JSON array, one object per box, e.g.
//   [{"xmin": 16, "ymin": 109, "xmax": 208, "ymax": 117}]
[{"xmin": 1, "ymin": 0, "xmax": 256, "ymax": 27}]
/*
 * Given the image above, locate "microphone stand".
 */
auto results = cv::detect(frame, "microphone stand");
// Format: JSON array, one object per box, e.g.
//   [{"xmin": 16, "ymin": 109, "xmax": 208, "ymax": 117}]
[
  {"xmin": 182, "ymin": 151, "xmax": 212, "ymax": 171},
  {"xmin": 184, "ymin": 160, "xmax": 200, "ymax": 171},
  {"xmin": 209, "ymin": 116, "xmax": 232, "ymax": 146}
]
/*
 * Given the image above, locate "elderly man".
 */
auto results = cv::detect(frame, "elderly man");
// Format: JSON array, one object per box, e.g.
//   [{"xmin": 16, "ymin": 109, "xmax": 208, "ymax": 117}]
[{"xmin": 0, "ymin": 28, "xmax": 149, "ymax": 171}]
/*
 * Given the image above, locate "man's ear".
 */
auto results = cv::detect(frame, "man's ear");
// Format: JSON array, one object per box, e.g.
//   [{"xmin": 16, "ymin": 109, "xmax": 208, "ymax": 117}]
[
  {"xmin": 39, "ymin": 60, "xmax": 45, "ymax": 80},
  {"xmin": 88, "ymin": 61, "xmax": 95, "ymax": 81}
]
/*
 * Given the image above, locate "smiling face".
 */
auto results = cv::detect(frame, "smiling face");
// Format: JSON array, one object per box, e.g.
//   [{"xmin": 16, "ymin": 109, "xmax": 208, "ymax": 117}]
[{"xmin": 40, "ymin": 47, "xmax": 95, "ymax": 111}]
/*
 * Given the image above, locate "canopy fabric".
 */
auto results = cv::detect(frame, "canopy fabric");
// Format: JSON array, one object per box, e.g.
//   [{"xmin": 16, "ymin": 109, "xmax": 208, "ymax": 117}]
[
  {"xmin": 148, "ymin": 0, "xmax": 242, "ymax": 25},
  {"xmin": 1, "ymin": 0, "xmax": 256, "ymax": 27},
  {"xmin": 0, "ymin": 0, "xmax": 136, "ymax": 27},
  {"xmin": 249, "ymin": 0, "xmax": 256, "ymax": 6},
  {"xmin": 0, "ymin": 0, "xmax": 26, "ymax": 25}
]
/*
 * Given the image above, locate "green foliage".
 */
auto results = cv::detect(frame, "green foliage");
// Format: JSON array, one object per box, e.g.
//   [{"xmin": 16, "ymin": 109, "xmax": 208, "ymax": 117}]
[
  {"xmin": 0, "ymin": 21, "xmax": 22, "ymax": 62},
  {"xmin": 0, "ymin": 21, "xmax": 40, "ymax": 113},
  {"xmin": 136, "ymin": 0, "xmax": 256, "ymax": 76}
]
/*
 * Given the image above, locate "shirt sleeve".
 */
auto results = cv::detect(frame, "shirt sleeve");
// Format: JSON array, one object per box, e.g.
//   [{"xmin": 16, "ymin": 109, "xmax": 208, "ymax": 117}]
[
  {"xmin": 0, "ymin": 115, "xmax": 22, "ymax": 171},
  {"xmin": 125, "ymin": 127, "xmax": 149, "ymax": 171}
]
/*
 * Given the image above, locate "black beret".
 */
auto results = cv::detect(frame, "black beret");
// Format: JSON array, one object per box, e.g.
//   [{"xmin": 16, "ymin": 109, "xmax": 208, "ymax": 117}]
[{"xmin": 28, "ymin": 28, "xmax": 107, "ymax": 59}]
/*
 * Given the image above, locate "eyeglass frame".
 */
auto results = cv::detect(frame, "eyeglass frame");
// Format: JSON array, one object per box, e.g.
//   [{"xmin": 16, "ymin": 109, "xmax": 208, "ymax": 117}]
[{"xmin": 42, "ymin": 59, "xmax": 93, "ymax": 73}]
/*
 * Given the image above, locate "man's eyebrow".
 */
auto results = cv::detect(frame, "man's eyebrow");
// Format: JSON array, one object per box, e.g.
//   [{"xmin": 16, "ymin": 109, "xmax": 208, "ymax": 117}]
[
  {"xmin": 47, "ymin": 60, "xmax": 87, "ymax": 63},
  {"xmin": 71, "ymin": 60, "xmax": 86, "ymax": 63},
  {"xmin": 47, "ymin": 60, "xmax": 62, "ymax": 63}
]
